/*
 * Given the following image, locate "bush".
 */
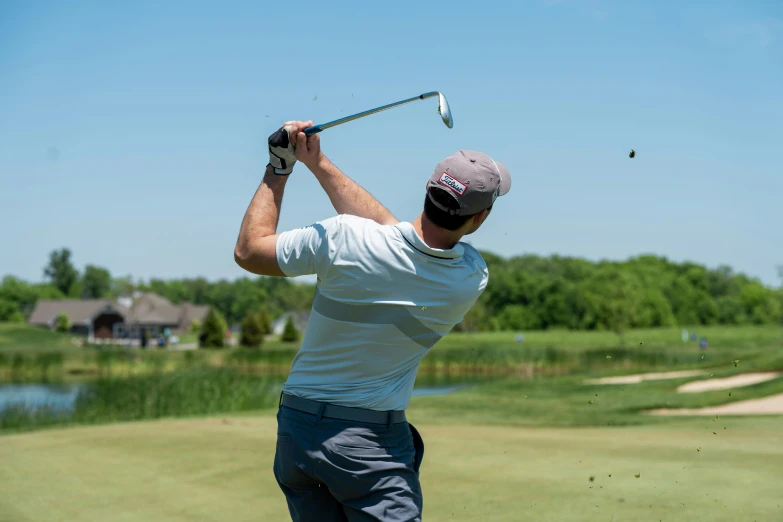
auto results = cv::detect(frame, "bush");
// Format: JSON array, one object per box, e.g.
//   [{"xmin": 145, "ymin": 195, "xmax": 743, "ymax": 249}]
[
  {"xmin": 240, "ymin": 311, "xmax": 265, "ymax": 348},
  {"xmin": 55, "ymin": 313, "xmax": 71, "ymax": 332},
  {"xmin": 258, "ymin": 306, "xmax": 272, "ymax": 335},
  {"xmin": 189, "ymin": 319, "xmax": 201, "ymax": 334},
  {"xmin": 0, "ymin": 298, "xmax": 24, "ymax": 322},
  {"xmin": 281, "ymin": 315, "xmax": 299, "ymax": 343},
  {"xmin": 199, "ymin": 309, "xmax": 227, "ymax": 348}
]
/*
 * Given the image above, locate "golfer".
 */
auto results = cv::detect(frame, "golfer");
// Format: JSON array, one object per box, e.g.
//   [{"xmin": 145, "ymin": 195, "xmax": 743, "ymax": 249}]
[{"xmin": 234, "ymin": 121, "xmax": 512, "ymax": 521}]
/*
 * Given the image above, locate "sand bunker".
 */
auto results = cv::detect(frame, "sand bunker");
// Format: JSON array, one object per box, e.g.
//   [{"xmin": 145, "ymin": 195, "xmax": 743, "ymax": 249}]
[
  {"xmin": 585, "ymin": 370, "xmax": 705, "ymax": 385},
  {"xmin": 677, "ymin": 372, "xmax": 780, "ymax": 393},
  {"xmin": 648, "ymin": 392, "xmax": 783, "ymax": 416}
]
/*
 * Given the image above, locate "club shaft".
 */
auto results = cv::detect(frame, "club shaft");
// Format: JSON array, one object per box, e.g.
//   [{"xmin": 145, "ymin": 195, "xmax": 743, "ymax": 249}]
[{"xmin": 304, "ymin": 92, "xmax": 439, "ymax": 136}]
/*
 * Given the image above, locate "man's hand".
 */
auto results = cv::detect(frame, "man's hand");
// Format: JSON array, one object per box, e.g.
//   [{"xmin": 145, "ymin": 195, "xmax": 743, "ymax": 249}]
[
  {"xmin": 268, "ymin": 126, "xmax": 298, "ymax": 175},
  {"xmin": 283, "ymin": 120, "xmax": 324, "ymax": 169}
]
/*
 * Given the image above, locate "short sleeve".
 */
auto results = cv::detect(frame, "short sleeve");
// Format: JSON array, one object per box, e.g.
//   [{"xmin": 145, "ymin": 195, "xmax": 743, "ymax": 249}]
[{"xmin": 276, "ymin": 215, "xmax": 343, "ymax": 278}]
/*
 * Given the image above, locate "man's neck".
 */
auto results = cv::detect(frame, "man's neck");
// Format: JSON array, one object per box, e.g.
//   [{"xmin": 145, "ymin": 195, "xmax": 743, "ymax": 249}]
[{"xmin": 411, "ymin": 214, "xmax": 462, "ymax": 250}]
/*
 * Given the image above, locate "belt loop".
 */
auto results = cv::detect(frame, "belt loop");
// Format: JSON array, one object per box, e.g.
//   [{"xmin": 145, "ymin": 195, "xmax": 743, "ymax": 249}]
[
  {"xmin": 315, "ymin": 403, "xmax": 326, "ymax": 422},
  {"xmin": 386, "ymin": 410, "xmax": 393, "ymax": 430},
  {"xmin": 279, "ymin": 391, "xmax": 284, "ymax": 408}
]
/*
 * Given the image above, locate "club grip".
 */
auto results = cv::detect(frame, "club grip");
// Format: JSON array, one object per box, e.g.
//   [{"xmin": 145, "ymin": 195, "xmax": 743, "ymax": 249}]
[{"xmin": 303, "ymin": 125, "xmax": 323, "ymax": 136}]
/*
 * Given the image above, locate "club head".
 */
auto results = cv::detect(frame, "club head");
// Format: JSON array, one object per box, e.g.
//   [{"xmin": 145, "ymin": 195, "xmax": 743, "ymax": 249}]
[{"xmin": 438, "ymin": 92, "xmax": 453, "ymax": 128}]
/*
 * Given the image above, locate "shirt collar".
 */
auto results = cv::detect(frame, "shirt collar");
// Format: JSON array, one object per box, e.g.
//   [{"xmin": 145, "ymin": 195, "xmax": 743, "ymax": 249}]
[{"xmin": 394, "ymin": 222, "xmax": 464, "ymax": 260}]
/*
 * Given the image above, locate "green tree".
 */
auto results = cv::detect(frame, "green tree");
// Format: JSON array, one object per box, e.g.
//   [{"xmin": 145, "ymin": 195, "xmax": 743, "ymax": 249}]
[
  {"xmin": 55, "ymin": 313, "xmax": 71, "ymax": 332},
  {"xmin": 0, "ymin": 276, "xmax": 64, "ymax": 319},
  {"xmin": 457, "ymin": 298, "xmax": 494, "ymax": 332},
  {"xmin": 110, "ymin": 276, "xmax": 136, "ymax": 297},
  {"xmin": 694, "ymin": 292, "xmax": 719, "ymax": 325},
  {"xmin": 595, "ymin": 270, "xmax": 642, "ymax": 346},
  {"xmin": 636, "ymin": 290, "xmax": 676, "ymax": 328},
  {"xmin": 189, "ymin": 319, "xmax": 202, "ymax": 334},
  {"xmin": 497, "ymin": 304, "xmax": 539, "ymax": 331},
  {"xmin": 199, "ymin": 309, "xmax": 227, "ymax": 348},
  {"xmin": 44, "ymin": 248, "xmax": 79, "ymax": 296},
  {"xmin": 0, "ymin": 298, "xmax": 24, "ymax": 322},
  {"xmin": 81, "ymin": 265, "xmax": 112, "ymax": 298},
  {"xmin": 258, "ymin": 306, "xmax": 272, "ymax": 335},
  {"xmin": 281, "ymin": 315, "xmax": 300, "ymax": 343},
  {"xmin": 665, "ymin": 276, "xmax": 702, "ymax": 325},
  {"xmin": 778, "ymin": 265, "xmax": 783, "ymax": 332},
  {"xmin": 240, "ymin": 311, "xmax": 265, "ymax": 348},
  {"xmin": 778, "ymin": 265, "xmax": 783, "ymax": 345},
  {"xmin": 716, "ymin": 296, "xmax": 746, "ymax": 325},
  {"xmin": 740, "ymin": 283, "xmax": 780, "ymax": 325}
]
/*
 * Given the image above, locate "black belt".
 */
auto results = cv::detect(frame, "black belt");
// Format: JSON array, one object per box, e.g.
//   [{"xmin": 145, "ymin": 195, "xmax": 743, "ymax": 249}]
[{"xmin": 280, "ymin": 392, "xmax": 407, "ymax": 426}]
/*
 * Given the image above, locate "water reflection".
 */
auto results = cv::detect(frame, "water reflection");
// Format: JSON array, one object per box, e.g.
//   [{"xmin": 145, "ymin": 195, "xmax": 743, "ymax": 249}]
[{"xmin": 0, "ymin": 383, "xmax": 86, "ymax": 413}]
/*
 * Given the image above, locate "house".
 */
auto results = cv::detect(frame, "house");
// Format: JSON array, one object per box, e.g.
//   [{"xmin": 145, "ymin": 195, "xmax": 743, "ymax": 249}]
[
  {"xmin": 271, "ymin": 311, "xmax": 310, "ymax": 336},
  {"xmin": 28, "ymin": 292, "xmax": 210, "ymax": 340}
]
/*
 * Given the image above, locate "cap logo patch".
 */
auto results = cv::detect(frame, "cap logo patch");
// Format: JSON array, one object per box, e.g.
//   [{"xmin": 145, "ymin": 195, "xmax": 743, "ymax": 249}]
[{"xmin": 437, "ymin": 172, "xmax": 467, "ymax": 196}]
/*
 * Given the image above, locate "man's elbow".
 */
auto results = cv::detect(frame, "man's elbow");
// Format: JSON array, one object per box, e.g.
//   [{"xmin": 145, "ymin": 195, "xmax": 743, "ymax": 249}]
[
  {"xmin": 233, "ymin": 245, "xmax": 252, "ymax": 271},
  {"xmin": 233, "ymin": 239, "xmax": 285, "ymax": 277}
]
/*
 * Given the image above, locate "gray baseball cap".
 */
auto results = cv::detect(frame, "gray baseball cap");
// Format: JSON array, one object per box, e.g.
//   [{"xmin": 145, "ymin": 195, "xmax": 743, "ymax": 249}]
[{"xmin": 426, "ymin": 150, "xmax": 512, "ymax": 216}]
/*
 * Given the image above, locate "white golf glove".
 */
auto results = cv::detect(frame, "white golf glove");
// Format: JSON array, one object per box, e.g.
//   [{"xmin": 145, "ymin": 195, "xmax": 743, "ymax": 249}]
[{"xmin": 268, "ymin": 125, "xmax": 297, "ymax": 175}]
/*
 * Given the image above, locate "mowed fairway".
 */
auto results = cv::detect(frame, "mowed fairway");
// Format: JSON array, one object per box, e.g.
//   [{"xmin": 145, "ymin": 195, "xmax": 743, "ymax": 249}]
[{"xmin": 2, "ymin": 414, "xmax": 782, "ymax": 522}]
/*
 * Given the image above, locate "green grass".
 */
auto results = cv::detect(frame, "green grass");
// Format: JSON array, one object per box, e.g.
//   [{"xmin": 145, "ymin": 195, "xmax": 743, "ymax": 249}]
[
  {"xmin": 409, "ymin": 370, "xmax": 783, "ymax": 428},
  {"xmin": 2, "ymin": 325, "xmax": 782, "ymax": 520},
  {"xmin": 438, "ymin": 325, "xmax": 782, "ymax": 352},
  {"xmin": 1, "ymin": 414, "xmax": 781, "ymax": 522},
  {"xmin": 2, "ymin": 324, "xmax": 779, "ymax": 383},
  {"xmin": 0, "ymin": 323, "xmax": 78, "ymax": 353}
]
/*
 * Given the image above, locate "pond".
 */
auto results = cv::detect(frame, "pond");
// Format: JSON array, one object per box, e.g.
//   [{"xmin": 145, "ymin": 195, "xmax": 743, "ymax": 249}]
[{"xmin": 0, "ymin": 383, "xmax": 87, "ymax": 413}]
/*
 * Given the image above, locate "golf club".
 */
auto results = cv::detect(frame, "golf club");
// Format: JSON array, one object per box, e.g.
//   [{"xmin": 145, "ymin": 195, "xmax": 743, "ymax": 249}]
[{"xmin": 302, "ymin": 91, "xmax": 453, "ymax": 136}]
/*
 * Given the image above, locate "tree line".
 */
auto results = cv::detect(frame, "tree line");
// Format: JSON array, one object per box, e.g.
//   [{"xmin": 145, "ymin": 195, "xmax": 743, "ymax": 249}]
[
  {"xmin": 458, "ymin": 253, "xmax": 782, "ymax": 334},
  {"xmin": 0, "ymin": 248, "xmax": 313, "ymax": 326},
  {"xmin": 1, "ymin": 248, "xmax": 781, "ymax": 334}
]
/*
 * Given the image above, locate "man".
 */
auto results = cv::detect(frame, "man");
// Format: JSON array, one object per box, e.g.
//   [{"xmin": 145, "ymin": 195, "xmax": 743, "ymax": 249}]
[{"xmin": 234, "ymin": 121, "xmax": 511, "ymax": 522}]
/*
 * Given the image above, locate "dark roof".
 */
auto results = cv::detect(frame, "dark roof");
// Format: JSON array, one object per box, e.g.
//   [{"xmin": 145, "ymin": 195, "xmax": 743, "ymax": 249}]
[
  {"xmin": 28, "ymin": 299, "xmax": 128, "ymax": 326},
  {"xmin": 178, "ymin": 302, "xmax": 210, "ymax": 327},
  {"xmin": 28, "ymin": 293, "xmax": 211, "ymax": 330},
  {"xmin": 125, "ymin": 293, "xmax": 181, "ymax": 325}
]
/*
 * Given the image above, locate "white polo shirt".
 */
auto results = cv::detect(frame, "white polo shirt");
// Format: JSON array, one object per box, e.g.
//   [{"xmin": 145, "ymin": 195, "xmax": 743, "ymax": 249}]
[{"xmin": 276, "ymin": 214, "xmax": 488, "ymax": 411}]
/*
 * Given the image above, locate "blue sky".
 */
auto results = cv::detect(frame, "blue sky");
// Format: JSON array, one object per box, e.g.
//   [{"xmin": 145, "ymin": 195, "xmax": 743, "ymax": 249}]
[{"xmin": 1, "ymin": 0, "xmax": 781, "ymax": 287}]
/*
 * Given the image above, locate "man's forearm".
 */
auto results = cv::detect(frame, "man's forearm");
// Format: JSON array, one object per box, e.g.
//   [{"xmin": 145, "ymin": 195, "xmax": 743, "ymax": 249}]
[
  {"xmin": 238, "ymin": 165, "xmax": 287, "ymax": 240},
  {"xmin": 307, "ymin": 156, "xmax": 398, "ymax": 225},
  {"xmin": 234, "ymin": 165, "xmax": 288, "ymax": 275}
]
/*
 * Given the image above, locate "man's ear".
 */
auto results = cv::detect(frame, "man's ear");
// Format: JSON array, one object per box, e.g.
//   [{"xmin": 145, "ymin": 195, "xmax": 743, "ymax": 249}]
[{"xmin": 471, "ymin": 209, "xmax": 488, "ymax": 226}]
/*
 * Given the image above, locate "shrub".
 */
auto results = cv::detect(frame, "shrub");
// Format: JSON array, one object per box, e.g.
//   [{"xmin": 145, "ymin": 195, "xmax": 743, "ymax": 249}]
[
  {"xmin": 258, "ymin": 306, "xmax": 272, "ymax": 335},
  {"xmin": 240, "ymin": 311, "xmax": 265, "ymax": 348},
  {"xmin": 199, "ymin": 309, "xmax": 227, "ymax": 348},
  {"xmin": 189, "ymin": 319, "xmax": 201, "ymax": 334},
  {"xmin": 281, "ymin": 315, "xmax": 299, "ymax": 343},
  {"xmin": 0, "ymin": 298, "xmax": 24, "ymax": 322},
  {"xmin": 55, "ymin": 313, "xmax": 71, "ymax": 332}
]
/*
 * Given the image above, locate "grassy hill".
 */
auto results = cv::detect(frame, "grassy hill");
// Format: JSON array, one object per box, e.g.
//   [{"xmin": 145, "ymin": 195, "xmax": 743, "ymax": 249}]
[
  {"xmin": 1, "ymin": 414, "xmax": 781, "ymax": 522},
  {"xmin": 0, "ymin": 323, "xmax": 79, "ymax": 353}
]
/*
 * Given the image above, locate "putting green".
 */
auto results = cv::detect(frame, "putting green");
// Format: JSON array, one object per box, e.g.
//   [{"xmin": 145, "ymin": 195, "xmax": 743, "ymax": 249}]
[{"xmin": 2, "ymin": 414, "xmax": 782, "ymax": 521}]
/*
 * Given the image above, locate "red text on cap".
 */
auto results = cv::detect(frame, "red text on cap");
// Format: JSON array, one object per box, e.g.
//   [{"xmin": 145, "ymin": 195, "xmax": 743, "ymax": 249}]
[{"xmin": 437, "ymin": 172, "xmax": 467, "ymax": 196}]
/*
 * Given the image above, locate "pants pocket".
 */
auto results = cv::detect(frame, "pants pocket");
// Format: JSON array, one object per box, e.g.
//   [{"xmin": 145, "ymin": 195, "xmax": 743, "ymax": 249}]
[
  {"xmin": 273, "ymin": 431, "xmax": 300, "ymax": 487},
  {"xmin": 408, "ymin": 422, "xmax": 424, "ymax": 475}
]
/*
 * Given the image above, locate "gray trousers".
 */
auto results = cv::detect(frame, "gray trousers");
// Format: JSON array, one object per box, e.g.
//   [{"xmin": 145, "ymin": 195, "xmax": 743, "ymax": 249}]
[{"xmin": 273, "ymin": 403, "xmax": 425, "ymax": 522}]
